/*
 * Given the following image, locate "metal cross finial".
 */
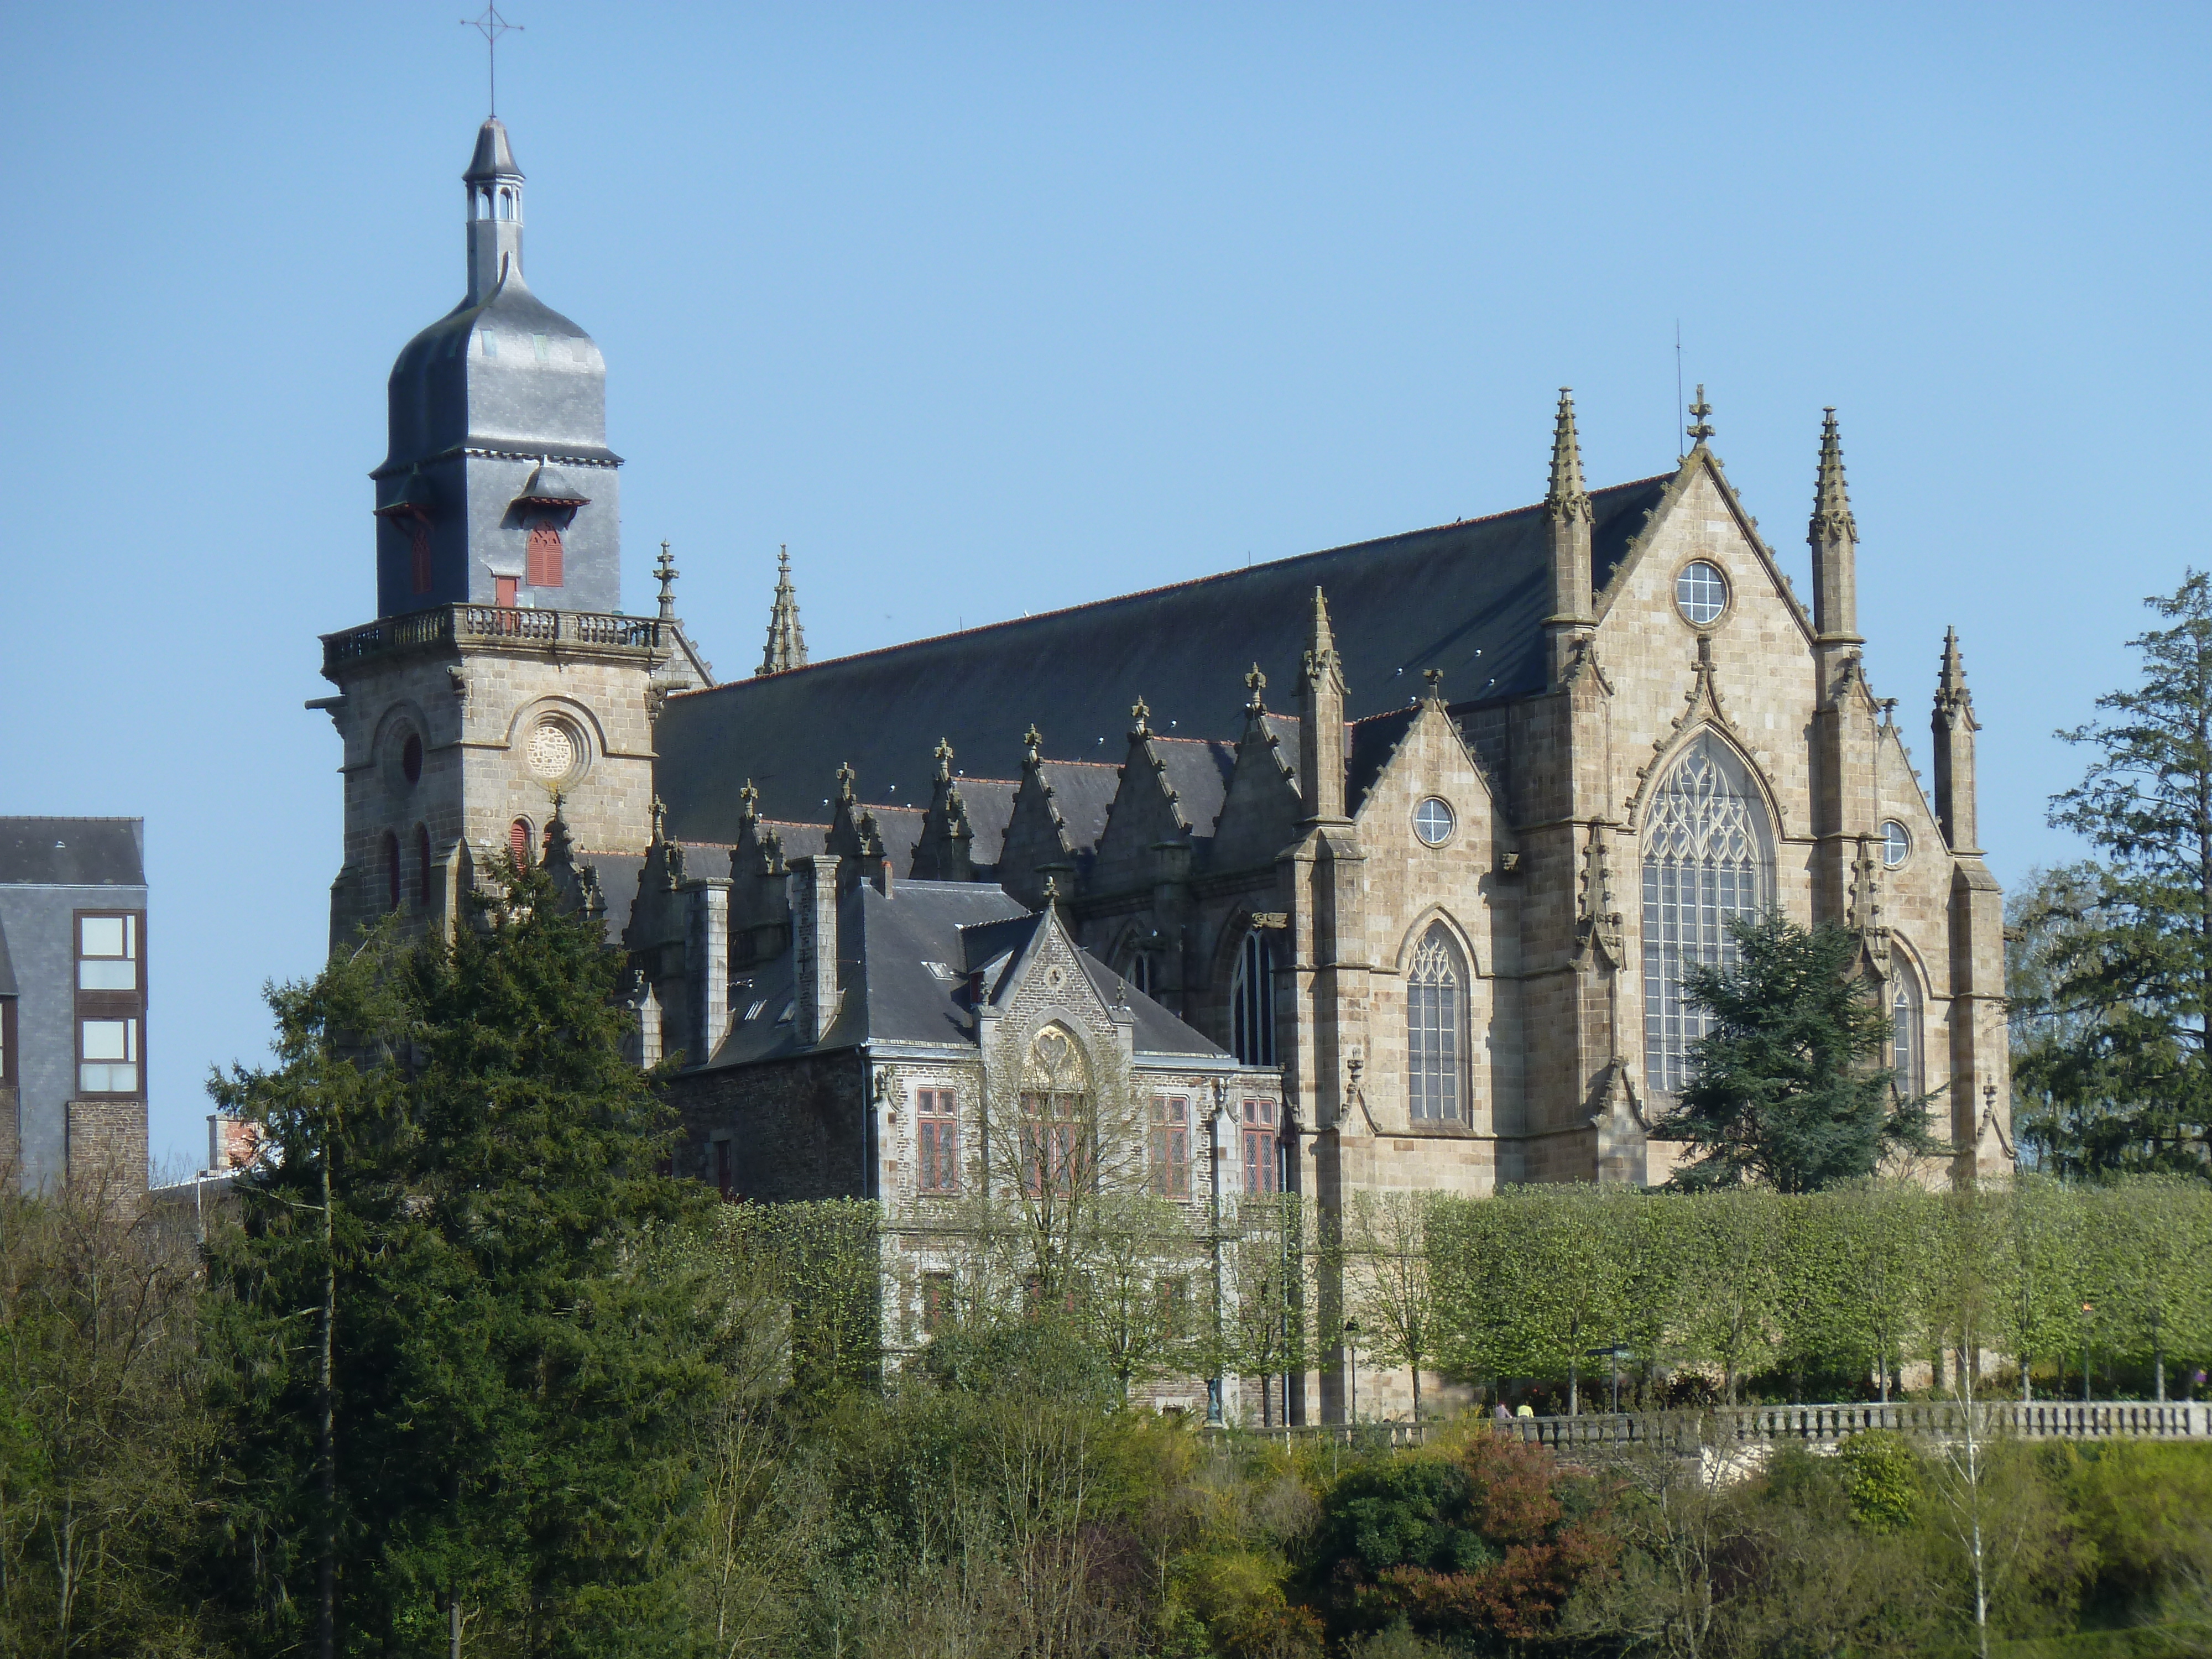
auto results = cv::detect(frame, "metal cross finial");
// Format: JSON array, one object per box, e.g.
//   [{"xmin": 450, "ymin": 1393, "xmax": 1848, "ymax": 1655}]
[
  {"xmin": 461, "ymin": 4, "xmax": 523, "ymax": 117},
  {"xmin": 1687, "ymin": 384, "xmax": 1715, "ymax": 446}
]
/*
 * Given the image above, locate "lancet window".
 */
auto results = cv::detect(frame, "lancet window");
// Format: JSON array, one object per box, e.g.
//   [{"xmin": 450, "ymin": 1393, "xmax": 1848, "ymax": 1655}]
[
  {"xmin": 1641, "ymin": 733, "xmax": 1774, "ymax": 1099},
  {"xmin": 1891, "ymin": 971, "xmax": 1923, "ymax": 1098},
  {"xmin": 1406, "ymin": 923, "xmax": 1467, "ymax": 1123},
  {"xmin": 1230, "ymin": 928, "xmax": 1277, "ymax": 1067}
]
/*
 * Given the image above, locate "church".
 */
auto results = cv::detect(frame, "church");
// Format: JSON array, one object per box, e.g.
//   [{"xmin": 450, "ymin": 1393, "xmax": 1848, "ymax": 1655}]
[{"xmin": 315, "ymin": 118, "xmax": 2010, "ymax": 1419}]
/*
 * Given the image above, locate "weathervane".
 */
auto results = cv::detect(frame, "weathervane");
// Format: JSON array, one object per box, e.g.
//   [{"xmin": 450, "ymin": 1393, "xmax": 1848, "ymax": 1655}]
[{"xmin": 462, "ymin": 4, "xmax": 523, "ymax": 117}]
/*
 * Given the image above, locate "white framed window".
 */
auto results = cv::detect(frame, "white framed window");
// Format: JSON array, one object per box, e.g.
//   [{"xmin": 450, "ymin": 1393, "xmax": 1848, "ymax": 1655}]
[
  {"xmin": 1881, "ymin": 820, "xmax": 1912, "ymax": 869},
  {"xmin": 1413, "ymin": 796, "xmax": 1455, "ymax": 847},
  {"xmin": 1675, "ymin": 560, "xmax": 1729, "ymax": 626},
  {"xmin": 1641, "ymin": 733, "xmax": 1772, "ymax": 1099},
  {"xmin": 79, "ymin": 1017, "xmax": 139, "ymax": 1095},
  {"xmin": 78, "ymin": 913, "xmax": 138, "ymax": 990},
  {"xmin": 1406, "ymin": 923, "xmax": 1467, "ymax": 1122}
]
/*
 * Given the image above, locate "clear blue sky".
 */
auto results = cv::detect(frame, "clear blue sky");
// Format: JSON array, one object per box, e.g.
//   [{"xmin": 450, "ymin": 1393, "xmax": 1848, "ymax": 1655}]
[{"xmin": 2, "ymin": 4, "xmax": 2204, "ymax": 1172}]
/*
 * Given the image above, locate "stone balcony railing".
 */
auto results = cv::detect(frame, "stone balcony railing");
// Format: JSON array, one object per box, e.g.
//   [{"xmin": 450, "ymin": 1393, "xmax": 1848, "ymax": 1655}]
[
  {"xmin": 322, "ymin": 605, "xmax": 668, "ymax": 674},
  {"xmin": 1228, "ymin": 1399, "xmax": 2212, "ymax": 1454}
]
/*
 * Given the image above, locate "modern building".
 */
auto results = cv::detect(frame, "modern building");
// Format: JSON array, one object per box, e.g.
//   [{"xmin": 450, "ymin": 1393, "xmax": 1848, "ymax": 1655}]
[
  {"xmin": 0, "ymin": 818, "xmax": 149, "ymax": 1190},
  {"xmin": 315, "ymin": 117, "xmax": 2010, "ymax": 1420}
]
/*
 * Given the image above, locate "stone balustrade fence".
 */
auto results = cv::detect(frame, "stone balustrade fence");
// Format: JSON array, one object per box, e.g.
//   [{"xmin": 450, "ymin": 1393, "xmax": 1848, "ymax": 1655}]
[{"xmin": 1220, "ymin": 1400, "xmax": 2211, "ymax": 1455}]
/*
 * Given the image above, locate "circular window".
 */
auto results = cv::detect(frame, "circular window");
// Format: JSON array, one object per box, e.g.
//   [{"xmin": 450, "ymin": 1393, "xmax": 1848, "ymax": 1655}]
[
  {"xmin": 525, "ymin": 718, "xmax": 580, "ymax": 781},
  {"xmin": 401, "ymin": 733, "xmax": 423, "ymax": 785},
  {"xmin": 1881, "ymin": 820, "xmax": 1911, "ymax": 869},
  {"xmin": 1675, "ymin": 560, "xmax": 1729, "ymax": 626},
  {"xmin": 1413, "ymin": 797, "xmax": 1455, "ymax": 846}
]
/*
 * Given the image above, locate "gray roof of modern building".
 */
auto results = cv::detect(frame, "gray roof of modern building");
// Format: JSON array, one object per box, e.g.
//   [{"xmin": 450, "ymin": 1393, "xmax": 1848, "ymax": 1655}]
[
  {"xmin": 0, "ymin": 818, "xmax": 145, "ymax": 888},
  {"xmin": 653, "ymin": 475, "xmax": 1669, "ymax": 838},
  {"xmin": 701, "ymin": 880, "xmax": 1229, "ymax": 1071}
]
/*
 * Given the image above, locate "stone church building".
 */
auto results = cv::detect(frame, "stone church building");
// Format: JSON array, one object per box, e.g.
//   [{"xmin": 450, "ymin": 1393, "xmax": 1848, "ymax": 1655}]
[{"xmin": 316, "ymin": 119, "xmax": 2010, "ymax": 1420}]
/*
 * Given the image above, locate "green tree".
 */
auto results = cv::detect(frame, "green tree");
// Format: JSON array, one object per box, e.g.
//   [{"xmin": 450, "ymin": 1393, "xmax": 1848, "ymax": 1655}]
[
  {"xmin": 1661, "ymin": 910, "xmax": 1936, "ymax": 1193},
  {"xmin": 2037, "ymin": 571, "xmax": 2212, "ymax": 1175},
  {"xmin": 204, "ymin": 862, "xmax": 727, "ymax": 1659}
]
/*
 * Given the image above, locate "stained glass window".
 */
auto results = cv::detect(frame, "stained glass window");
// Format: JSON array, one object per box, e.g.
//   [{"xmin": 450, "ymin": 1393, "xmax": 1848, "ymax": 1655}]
[
  {"xmin": 1407, "ymin": 924, "xmax": 1465, "ymax": 1122},
  {"xmin": 1641, "ymin": 734, "xmax": 1772, "ymax": 1099}
]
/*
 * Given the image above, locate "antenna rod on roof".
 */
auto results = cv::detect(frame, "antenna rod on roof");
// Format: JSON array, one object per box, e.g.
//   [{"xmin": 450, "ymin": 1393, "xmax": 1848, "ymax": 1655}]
[{"xmin": 1674, "ymin": 320, "xmax": 1684, "ymax": 463}]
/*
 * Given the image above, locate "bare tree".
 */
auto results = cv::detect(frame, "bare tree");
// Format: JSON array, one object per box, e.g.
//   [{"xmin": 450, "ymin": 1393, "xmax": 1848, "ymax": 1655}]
[
  {"xmin": 1340, "ymin": 1190, "xmax": 1437, "ymax": 1421},
  {"xmin": 0, "ymin": 1160, "xmax": 213, "ymax": 1656}
]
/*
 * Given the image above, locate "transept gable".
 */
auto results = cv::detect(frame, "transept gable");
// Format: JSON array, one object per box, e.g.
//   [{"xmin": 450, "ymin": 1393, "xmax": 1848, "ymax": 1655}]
[
  {"xmin": 1590, "ymin": 444, "xmax": 1819, "ymax": 655},
  {"xmin": 1346, "ymin": 675, "xmax": 1498, "ymax": 826}
]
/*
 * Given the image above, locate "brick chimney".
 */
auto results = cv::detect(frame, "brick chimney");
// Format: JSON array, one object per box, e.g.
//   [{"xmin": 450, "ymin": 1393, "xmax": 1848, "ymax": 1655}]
[{"xmin": 789, "ymin": 855, "xmax": 842, "ymax": 1044}]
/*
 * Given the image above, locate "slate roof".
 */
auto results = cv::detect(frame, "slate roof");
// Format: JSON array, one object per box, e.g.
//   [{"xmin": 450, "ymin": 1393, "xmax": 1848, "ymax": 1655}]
[
  {"xmin": 702, "ymin": 881, "xmax": 1230, "ymax": 1070},
  {"xmin": 0, "ymin": 819, "xmax": 145, "ymax": 888},
  {"xmin": 654, "ymin": 476, "xmax": 1668, "ymax": 837}
]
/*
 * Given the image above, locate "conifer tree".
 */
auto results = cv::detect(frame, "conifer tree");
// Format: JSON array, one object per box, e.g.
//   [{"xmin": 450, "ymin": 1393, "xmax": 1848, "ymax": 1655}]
[
  {"xmin": 203, "ymin": 860, "xmax": 726, "ymax": 1659},
  {"xmin": 1661, "ymin": 910, "xmax": 1934, "ymax": 1193},
  {"xmin": 2030, "ymin": 572, "xmax": 2212, "ymax": 1174}
]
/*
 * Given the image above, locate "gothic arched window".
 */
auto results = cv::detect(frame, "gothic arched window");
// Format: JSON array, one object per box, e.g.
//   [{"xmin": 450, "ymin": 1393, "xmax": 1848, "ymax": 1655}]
[
  {"xmin": 509, "ymin": 817, "xmax": 534, "ymax": 866},
  {"xmin": 1891, "ymin": 969, "xmax": 1923, "ymax": 1097},
  {"xmin": 1641, "ymin": 732, "xmax": 1774, "ymax": 1099},
  {"xmin": 1406, "ymin": 923, "xmax": 1467, "ymax": 1122},
  {"xmin": 1230, "ymin": 928, "xmax": 1277, "ymax": 1067}
]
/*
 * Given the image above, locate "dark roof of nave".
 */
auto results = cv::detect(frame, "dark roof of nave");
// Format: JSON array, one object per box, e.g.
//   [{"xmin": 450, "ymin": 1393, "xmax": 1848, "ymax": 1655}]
[{"xmin": 654, "ymin": 476, "xmax": 1668, "ymax": 838}]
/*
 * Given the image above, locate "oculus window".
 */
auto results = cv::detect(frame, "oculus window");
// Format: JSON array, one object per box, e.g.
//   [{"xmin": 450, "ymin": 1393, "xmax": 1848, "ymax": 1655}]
[
  {"xmin": 1641, "ymin": 733, "xmax": 1773, "ymax": 1099},
  {"xmin": 1675, "ymin": 560, "xmax": 1729, "ymax": 626},
  {"xmin": 1881, "ymin": 820, "xmax": 1912, "ymax": 869},
  {"xmin": 1406, "ymin": 923, "xmax": 1468, "ymax": 1123},
  {"xmin": 1413, "ymin": 796, "xmax": 1455, "ymax": 847}
]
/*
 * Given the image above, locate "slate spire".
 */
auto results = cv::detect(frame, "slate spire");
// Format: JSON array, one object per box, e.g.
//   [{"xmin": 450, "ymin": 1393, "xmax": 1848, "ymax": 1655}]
[
  {"xmin": 758, "ymin": 545, "xmax": 808, "ymax": 676},
  {"xmin": 1808, "ymin": 409, "xmax": 1860, "ymax": 643}
]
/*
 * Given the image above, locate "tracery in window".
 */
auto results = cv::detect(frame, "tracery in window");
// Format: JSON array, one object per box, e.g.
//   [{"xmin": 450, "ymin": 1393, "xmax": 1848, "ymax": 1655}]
[
  {"xmin": 1891, "ymin": 970, "xmax": 1923, "ymax": 1098},
  {"xmin": 1020, "ymin": 1024, "xmax": 1094, "ymax": 1197},
  {"xmin": 1230, "ymin": 928, "xmax": 1277, "ymax": 1067},
  {"xmin": 1641, "ymin": 732, "xmax": 1773, "ymax": 1099},
  {"xmin": 1406, "ymin": 923, "xmax": 1467, "ymax": 1122}
]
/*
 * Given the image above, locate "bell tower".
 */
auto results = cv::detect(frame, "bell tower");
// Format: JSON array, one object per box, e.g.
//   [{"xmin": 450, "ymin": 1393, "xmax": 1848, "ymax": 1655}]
[{"xmin": 317, "ymin": 119, "xmax": 711, "ymax": 950}]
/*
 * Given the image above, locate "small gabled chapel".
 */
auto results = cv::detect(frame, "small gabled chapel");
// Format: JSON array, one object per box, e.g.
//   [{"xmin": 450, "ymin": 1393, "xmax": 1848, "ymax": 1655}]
[{"xmin": 315, "ymin": 117, "xmax": 2010, "ymax": 1422}]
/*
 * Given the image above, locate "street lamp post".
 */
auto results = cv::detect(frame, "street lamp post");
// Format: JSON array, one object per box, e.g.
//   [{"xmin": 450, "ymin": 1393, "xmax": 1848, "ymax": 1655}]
[{"xmin": 1344, "ymin": 1319, "xmax": 1360, "ymax": 1426}]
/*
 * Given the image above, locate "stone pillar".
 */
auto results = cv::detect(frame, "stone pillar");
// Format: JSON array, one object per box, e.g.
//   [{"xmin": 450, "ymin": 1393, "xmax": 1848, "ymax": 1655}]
[
  {"xmin": 687, "ymin": 879, "xmax": 731, "ymax": 1065},
  {"xmin": 790, "ymin": 855, "xmax": 842, "ymax": 1045}
]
